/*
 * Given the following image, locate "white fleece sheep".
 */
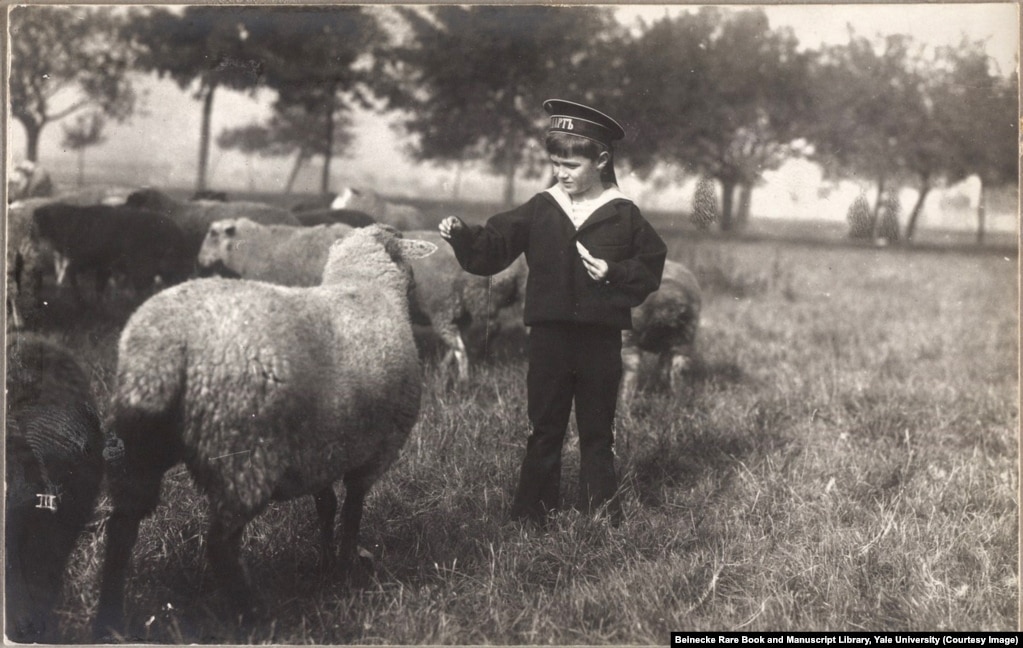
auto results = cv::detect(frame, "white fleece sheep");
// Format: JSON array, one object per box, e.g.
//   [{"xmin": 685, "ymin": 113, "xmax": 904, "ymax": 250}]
[
  {"xmin": 196, "ymin": 218, "xmax": 354, "ymax": 286},
  {"xmin": 93, "ymin": 225, "xmax": 436, "ymax": 637},
  {"xmin": 621, "ymin": 259, "xmax": 702, "ymax": 403}
]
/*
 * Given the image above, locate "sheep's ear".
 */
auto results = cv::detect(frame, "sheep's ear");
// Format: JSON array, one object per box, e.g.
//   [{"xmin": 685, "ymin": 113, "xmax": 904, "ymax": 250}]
[{"xmin": 398, "ymin": 239, "xmax": 437, "ymax": 259}]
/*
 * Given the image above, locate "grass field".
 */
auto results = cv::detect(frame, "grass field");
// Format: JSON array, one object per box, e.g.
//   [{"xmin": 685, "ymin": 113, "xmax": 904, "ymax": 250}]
[{"xmin": 9, "ymin": 193, "xmax": 1019, "ymax": 642}]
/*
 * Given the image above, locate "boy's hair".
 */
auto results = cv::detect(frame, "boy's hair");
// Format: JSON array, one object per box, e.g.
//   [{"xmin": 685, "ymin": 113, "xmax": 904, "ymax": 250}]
[{"xmin": 544, "ymin": 131, "xmax": 618, "ymax": 185}]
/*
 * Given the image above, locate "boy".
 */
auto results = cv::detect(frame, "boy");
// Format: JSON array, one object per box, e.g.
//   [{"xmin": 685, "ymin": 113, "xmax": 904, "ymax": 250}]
[{"xmin": 439, "ymin": 99, "xmax": 666, "ymax": 526}]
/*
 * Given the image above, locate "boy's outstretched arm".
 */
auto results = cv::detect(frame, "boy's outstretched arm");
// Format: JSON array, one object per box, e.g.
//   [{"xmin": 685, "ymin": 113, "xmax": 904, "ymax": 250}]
[{"xmin": 437, "ymin": 206, "xmax": 530, "ymax": 276}]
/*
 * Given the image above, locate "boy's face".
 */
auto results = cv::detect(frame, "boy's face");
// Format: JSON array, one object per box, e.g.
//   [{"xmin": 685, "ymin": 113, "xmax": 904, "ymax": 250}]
[{"xmin": 550, "ymin": 151, "xmax": 608, "ymax": 199}]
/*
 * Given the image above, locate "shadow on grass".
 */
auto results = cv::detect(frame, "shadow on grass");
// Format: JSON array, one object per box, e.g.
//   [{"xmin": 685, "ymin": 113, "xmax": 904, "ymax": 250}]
[{"xmin": 619, "ymin": 358, "xmax": 793, "ymax": 512}]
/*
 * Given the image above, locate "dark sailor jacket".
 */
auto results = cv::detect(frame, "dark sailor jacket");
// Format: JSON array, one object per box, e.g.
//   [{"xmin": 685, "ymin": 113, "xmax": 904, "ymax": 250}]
[{"xmin": 445, "ymin": 187, "xmax": 667, "ymax": 330}]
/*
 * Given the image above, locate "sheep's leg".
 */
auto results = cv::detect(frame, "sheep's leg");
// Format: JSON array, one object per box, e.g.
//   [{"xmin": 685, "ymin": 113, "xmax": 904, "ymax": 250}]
[
  {"xmin": 338, "ymin": 468, "xmax": 374, "ymax": 580},
  {"xmin": 437, "ymin": 326, "xmax": 469, "ymax": 382},
  {"xmin": 94, "ymin": 471, "xmax": 164, "ymax": 640},
  {"xmin": 313, "ymin": 487, "xmax": 338, "ymax": 570},
  {"xmin": 619, "ymin": 334, "xmax": 641, "ymax": 406},
  {"xmin": 206, "ymin": 509, "xmax": 261, "ymax": 619},
  {"xmin": 654, "ymin": 351, "xmax": 673, "ymax": 390},
  {"xmin": 668, "ymin": 345, "xmax": 695, "ymax": 393}
]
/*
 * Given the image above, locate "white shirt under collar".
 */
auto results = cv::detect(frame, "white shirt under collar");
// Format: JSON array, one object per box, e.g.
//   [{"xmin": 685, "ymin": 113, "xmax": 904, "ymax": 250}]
[{"xmin": 544, "ymin": 184, "xmax": 631, "ymax": 229}]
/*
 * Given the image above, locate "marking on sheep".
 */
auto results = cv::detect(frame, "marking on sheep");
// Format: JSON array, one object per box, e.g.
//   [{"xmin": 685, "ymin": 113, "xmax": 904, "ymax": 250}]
[{"xmin": 35, "ymin": 493, "xmax": 59, "ymax": 511}]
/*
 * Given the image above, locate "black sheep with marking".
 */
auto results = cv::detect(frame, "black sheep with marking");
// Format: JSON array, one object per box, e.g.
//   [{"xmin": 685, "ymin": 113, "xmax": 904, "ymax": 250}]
[{"xmin": 5, "ymin": 333, "xmax": 105, "ymax": 642}]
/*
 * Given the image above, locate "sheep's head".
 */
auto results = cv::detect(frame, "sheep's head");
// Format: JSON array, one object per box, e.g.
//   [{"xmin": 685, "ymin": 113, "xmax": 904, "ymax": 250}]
[
  {"xmin": 322, "ymin": 224, "xmax": 436, "ymax": 289},
  {"xmin": 196, "ymin": 218, "xmax": 249, "ymax": 278}
]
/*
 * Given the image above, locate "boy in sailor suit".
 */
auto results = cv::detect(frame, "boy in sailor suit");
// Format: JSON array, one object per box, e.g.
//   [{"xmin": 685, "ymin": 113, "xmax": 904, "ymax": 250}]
[{"xmin": 439, "ymin": 99, "xmax": 667, "ymax": 526}]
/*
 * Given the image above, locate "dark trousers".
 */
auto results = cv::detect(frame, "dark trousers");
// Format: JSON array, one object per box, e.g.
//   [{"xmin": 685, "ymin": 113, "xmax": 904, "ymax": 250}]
[{"xmin": 510, "ymin": 323, "xmax": 623, "ymax": 524}]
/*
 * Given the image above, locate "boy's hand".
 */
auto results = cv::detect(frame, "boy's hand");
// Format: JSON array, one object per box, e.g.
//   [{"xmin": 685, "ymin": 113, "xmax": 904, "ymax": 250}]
[
  {"xmin": 576, "ymin": 241, "xmax": 609, "ymax": 282},
  {"xmin": 439, "ymin": 216, "xmax": 465, "ymax": 240}
]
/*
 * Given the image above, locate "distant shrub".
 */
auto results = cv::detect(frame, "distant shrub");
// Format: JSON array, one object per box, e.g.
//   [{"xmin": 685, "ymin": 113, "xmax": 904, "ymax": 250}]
[
  {"xmin": 846, "ymin": 194, "xmax": 874, "ymax": 240},
  {"xmin": 691, "ymin": 177, "xmax": 719, "ymax": 230}
]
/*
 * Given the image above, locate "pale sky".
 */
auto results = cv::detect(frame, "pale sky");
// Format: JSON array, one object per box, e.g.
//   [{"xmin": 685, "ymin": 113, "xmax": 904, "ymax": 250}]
[{"xmin": 8, "ymin": 3, "xmax": 1019, "ymax": 228}]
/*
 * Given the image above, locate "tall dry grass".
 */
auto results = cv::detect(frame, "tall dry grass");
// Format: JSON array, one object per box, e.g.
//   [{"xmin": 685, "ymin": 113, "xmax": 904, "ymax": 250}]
[{"xmin": 14, "ymin": 228, "xmax": 1017, "ymax": 642}]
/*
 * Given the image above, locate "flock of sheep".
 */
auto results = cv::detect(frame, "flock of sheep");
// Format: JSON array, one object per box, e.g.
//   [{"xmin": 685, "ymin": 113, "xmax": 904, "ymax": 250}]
[{"xmin": 4, "ymin": 179, "xmax": 702, "ymax": 641}]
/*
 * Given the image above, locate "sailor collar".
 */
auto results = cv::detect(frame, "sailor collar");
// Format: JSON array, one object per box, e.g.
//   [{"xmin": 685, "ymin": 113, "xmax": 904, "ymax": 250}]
[{"xmin": 543, "ymin": 184, "xmax": 632, "ymax": 229}]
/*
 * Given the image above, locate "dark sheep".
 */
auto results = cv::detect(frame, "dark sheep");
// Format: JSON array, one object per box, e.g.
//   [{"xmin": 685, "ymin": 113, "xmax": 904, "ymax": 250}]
[
  {"xmin": 125, "ymin": 187, "xmax": 301, "ymax": 259},
  {"xmin": 293, "ymin": 207, "xmax": 376, "ymax": 228},
  {"xmin": 191, "ymin": 190, "xmax": 229, "ymax": 202},
  {"xmin": 5, "ymin": 333, "xmax": 105, "ymax": 643},
  {"xmin": 290, "ymin": 193, "xmax": 338, "ymax": 213},
  {"xmin": 621, "ymin": 259, "xmax": 702, "ymax": 403},
  {"xmin": 6, "ymin": 187, "xmax": 136, "ymax": 325},
  {"xmin": 32, "ymin": 202, "xmax": 193, "ymax": 300}
]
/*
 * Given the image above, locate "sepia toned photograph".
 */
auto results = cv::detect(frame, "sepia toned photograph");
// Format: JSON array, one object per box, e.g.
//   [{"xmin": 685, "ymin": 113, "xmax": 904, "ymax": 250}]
[{"xmin": 3, "ymin": 2, "xmax": 1019, "ymax": 643}]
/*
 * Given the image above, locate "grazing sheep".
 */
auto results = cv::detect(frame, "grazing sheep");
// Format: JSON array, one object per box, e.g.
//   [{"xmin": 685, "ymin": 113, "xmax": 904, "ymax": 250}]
[
  {"xmin": 7, "ymin": 199, "xmax": 55, "ymax": 327},
  {"xmin": 621, "ymin": 259, "xmax": 702, "ymax": 403},
  {"xmin": 293, "ymin": 207, "xmax": 376, "ymax": 228},
  {"xmin": 331, "ymin": 187, "xmax": 432, "ymax": 231},
  {"xmin": 290, "ymin": 192, "xmax": 338, "ymax": 213},
  {"xmin": 405, "ymin": 230, "xmax": 528, "ymax": 380},
  {"xmin": 197, "ymin": 218, "xmax": 354, "ymax": 286},
  {"xmin": 93, "ymin": 225, "xmax": 437, "ymax": 637},
  {"xmin": 32, "ymin": 203, "xmax": 193, "ymax": 300},
  {"xmin": 6, "ymin": 188, "xmax": 139, "ymax": 325},
  {"xmin": 124, "ymin": 187, "xmax": 301, "ymax": 259},
  {"xmin": 6, "ymin": 333, "xmax": 105, "ymax": 642},
  {"xmin": 191, "ymin": 189, "xmax": 229, "ymax": 202},
  {"xmin": 8, "ymin": 161, "xmax": 54, "ymax": 203}
]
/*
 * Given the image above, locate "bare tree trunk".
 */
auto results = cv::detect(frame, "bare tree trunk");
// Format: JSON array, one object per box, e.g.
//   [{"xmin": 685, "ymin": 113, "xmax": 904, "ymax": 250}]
[
  {"xmin": 196, "ymin": 83, "xmax": 217, "ymax": 193},
  {"xmin": 452, "ymin": 160, "xmax": 463, "ymax": 201},
  {"xmin": 502, "ymin": 146, "xmax": 518, "ymax": 207},
  {"xmin": 321, "ymin": 92, "xmax": 336, "ymax": 194},
  {"xmin": 77, "ymin": 149, "xmax": 85, "ymax": 188},
  {"xmin": 719, "ymin": 179, "xmax": 736, "ymax": 232},
  {"xmin": 284, "ymin": 150, "xmax": 307, "ymax": 195},
  {"xmin": 23, "ymin": 121, "xmax": 42, "ymax": 163},
  {"xmin": 976, "ymin": 178, "xmax": 986, "ymax": 245},
  {"xmin": 904, "ymin": 181, "xmax": 930, "ymax": 241},
  {"xmin": 870, "ymin": 176, "xmax": 886, "ymax": 239},
  {"xmin": 736, "ymin": 183, "xmax": 753, "ymax": 229}
]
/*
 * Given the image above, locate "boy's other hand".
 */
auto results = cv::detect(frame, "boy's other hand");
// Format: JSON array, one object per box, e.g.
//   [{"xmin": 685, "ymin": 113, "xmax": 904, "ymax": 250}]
[
  {"xmin": 439, "ymin": 216, "xmax": 465, "ymax": 240},
  {"xmin": 576, "ymin": 241, "xmax": 609, "ymax": 282}
]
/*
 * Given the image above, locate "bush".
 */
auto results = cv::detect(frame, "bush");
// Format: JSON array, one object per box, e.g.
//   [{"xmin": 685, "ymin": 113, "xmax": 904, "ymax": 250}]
[
  {"xmin": 846, "ymin": 194, "xmax": 874, "ymax": 240},
  {"xmin": 691, "ymin": 177, "xmax": 719, "ymax": 231}
]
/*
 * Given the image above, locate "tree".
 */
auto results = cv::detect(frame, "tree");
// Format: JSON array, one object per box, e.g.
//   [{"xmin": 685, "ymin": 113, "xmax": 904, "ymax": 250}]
[
  {"xmin": 930, "ymin": 40, "xmax": 1018, "ymax": 243},
  {"xmin": 376, "ymin": 6, "xmax": 618, "ymax": 205},
  {"xmin": 9, "ymin": 5, "xmax": 136, "ymax": 163},
  {"xmin": 607, "ymin": 8, "xmax": 814, "ymax": 230},
  {"xmin": 217, "ymin": 99, "xmax": 353, "ymax": 194},
  {"xmin": 61, "ymin": 112, "xmax": 106, "ymax": 188},
  {"xmin": 239, "ymin": 6, "xmax": 384, "ymax": 194},
  {"xmin": 809, "ymin": 32, "xmax": 933, "ymax": 241},
  {"xmin": 811, "ymin": 32, "xmax": 1018, "ymax": 244},
  {"xmin": 124, "ymin": 5, "xmax": 265, "ymax": 192}
]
